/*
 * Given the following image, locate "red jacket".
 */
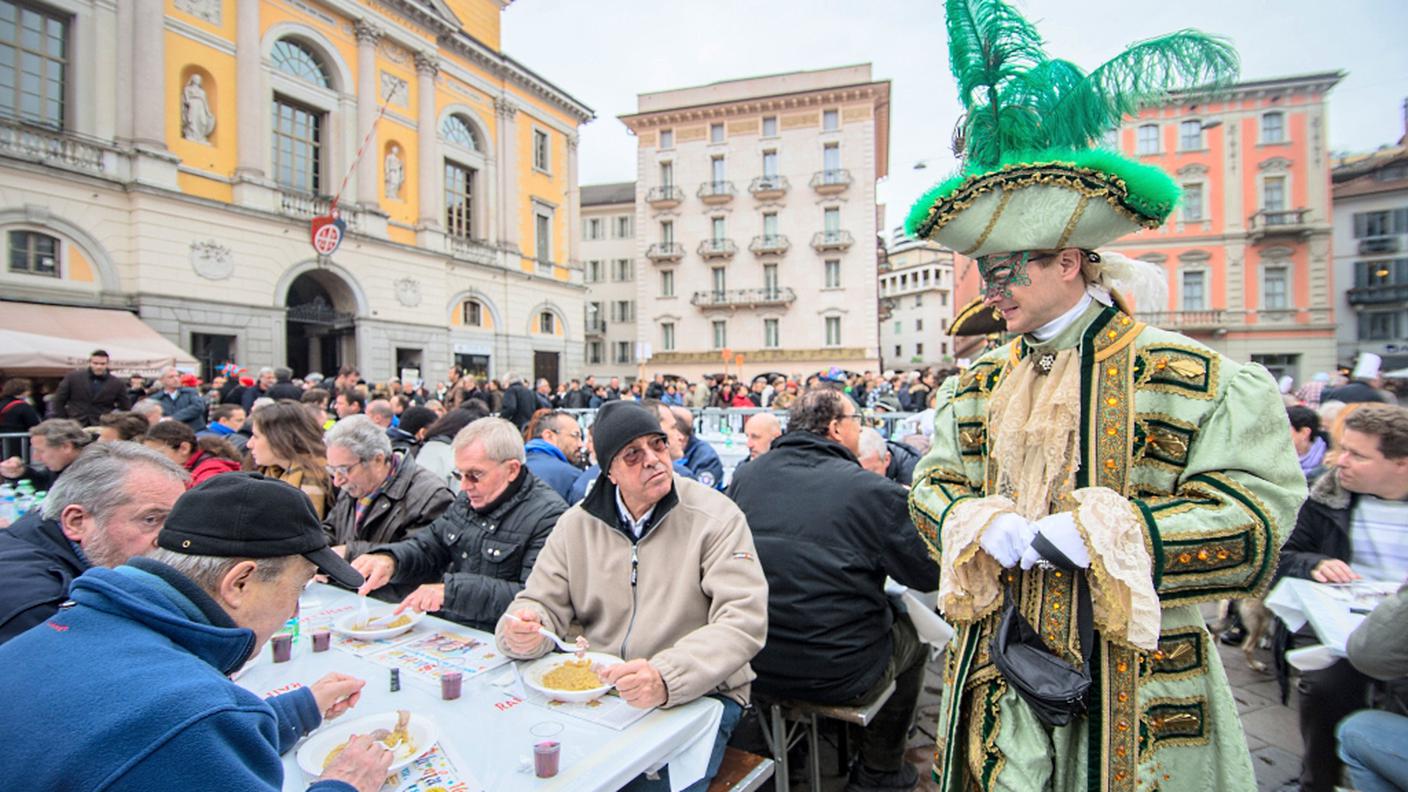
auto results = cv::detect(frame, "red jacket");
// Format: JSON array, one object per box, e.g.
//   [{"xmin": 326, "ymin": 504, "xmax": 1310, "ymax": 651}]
[{"xmin": 184, "ymin": 451, "xmax": 241, "ymax": 488}]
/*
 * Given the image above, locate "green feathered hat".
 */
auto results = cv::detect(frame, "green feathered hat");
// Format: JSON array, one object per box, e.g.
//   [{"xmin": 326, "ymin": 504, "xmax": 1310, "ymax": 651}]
[{"xmin": 906, "ymin": 0, "xmax": 1239, "ymax": 258}]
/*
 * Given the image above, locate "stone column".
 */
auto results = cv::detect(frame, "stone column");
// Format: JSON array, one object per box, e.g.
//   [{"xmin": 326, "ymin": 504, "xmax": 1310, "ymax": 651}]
[
  {"xmin": 354, "ymin": 21, "xmax": 382, "ymax": 207},
  {"xmin": 234, "ymin": 0, "xmax": 265, "ymax": 180},
  {"xmin": 131, "ymin": 0, "xmax": 166, "ymax": 149},
  {"xmin": 415, "ymin": 52, "xmax": 440, "ymax": 227},
  {"xmin": 494, "ymin": 97, "xmax": 520, "ymax": 248},
  {"xmin": 565, "ymin": 133, "xmax": 580, "ymax": 269}
]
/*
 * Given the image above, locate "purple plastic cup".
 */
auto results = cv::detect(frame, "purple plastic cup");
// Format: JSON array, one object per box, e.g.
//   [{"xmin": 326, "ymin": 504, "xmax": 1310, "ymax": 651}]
[
  {"xmin": 311, "ymin": 630, "xmax": 331, "ymax": 652},
  {"xmin": 534, "ymin": 741, "xmax": 560, "ymax": 778},
  {"xmin": 441, "ymin": 671, "xmax": 463, "ymax": 700},
  {"xmin": 271, "ymin": 633, "xmax": 292, "ymax": 663}
]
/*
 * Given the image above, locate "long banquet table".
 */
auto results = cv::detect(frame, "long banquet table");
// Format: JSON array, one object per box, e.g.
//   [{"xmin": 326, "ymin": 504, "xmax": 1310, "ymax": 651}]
[{"xmin": 237, "ymin": 584, "xmax": 723, "ymax": 792}]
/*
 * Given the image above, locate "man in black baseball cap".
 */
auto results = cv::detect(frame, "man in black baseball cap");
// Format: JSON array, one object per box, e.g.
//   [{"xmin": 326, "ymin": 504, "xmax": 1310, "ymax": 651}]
[
  {"xmin": 158, "ymin": 470, "xmax": 364, "ymax": 588},
  {"xmin": 0, "ymin": 471, "xmax": 393, "ymax": 792}
]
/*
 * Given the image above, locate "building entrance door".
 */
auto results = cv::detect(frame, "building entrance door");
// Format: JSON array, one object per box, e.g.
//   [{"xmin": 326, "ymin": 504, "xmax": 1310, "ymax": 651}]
[
  {"xmin": 285, "ymin": 271, "xmax": 357, "ymax": 378},
  {"xmin": 533, "ymin": 350, "xmax": 560, "ymax": 390}
]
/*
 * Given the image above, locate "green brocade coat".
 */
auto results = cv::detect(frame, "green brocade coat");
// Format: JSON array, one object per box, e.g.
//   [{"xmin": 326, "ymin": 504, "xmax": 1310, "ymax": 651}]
[{"xmin": 910, "ymin": 302, "xmax": 1307, "ymax": 792}]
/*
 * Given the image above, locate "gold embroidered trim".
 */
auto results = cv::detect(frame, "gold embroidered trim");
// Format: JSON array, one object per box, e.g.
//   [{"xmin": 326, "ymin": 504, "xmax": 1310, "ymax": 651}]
[
  {"xmin": 1147, "ymin": 628, "xmax": 1209, "ymax": 681},
  {"xmin": 1142, "ymin": 695, "xmax": 1210, "ymax": 750},
  {"xmin": 917, "ymin": 163, "xmax": 1164, "ymax": 240},
  {"xmin": 1104, "ymin": 645, "xmax": 1143, "ymax": 791},
  {"xmin": 1135, "ymin": 344, "xmax": 1219, "ymax": 401},
  {"xmin": 958, "ymin": 188, "xmax": 1016, "ymax": 256},
  {"xmin": 1057, "ymin": 192, "xmax": 1092, "ymax": 249}
]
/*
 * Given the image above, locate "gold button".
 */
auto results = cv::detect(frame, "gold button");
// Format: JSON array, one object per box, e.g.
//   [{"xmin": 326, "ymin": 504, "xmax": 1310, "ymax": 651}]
[
  {"xmin": 1106, "ymin": 396, "xmax": 1119, "ymax": 407},
  {"xmin": 1105, "ymin": 458, "xmax": 1117, "ymax": 470},
  {"xmin": 1178, "ymin": 552, "xmax": 1192, "ymax": 564},
  {"xmin": 1107, "ymin": 367, "xmax": 1119, "ymax": 377}
]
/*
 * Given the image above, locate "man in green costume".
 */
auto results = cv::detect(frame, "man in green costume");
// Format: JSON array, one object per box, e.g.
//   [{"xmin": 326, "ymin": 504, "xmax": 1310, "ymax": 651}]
[{"xmin": 907, "ymin": 2, "xmax": 1308, "ymax": 790}]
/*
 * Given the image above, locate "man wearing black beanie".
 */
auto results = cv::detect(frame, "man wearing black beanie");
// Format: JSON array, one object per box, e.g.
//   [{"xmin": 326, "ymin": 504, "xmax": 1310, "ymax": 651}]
[{"xmin": 497, "ymin": 400, "xmax": 769, "ymax": 792}]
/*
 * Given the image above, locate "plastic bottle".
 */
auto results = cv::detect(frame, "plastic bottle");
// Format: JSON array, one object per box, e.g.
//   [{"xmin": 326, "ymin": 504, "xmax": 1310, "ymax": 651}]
[
  {"xmin": 13, "ymin": 488, "xmax": 33, "ymax": 518},
  {"xmin": 0, "ymin": 484, "xmax": 16, "ymax": 525}
]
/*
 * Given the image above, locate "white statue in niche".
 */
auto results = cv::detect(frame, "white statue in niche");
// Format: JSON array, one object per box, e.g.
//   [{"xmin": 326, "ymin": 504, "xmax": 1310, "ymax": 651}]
[
  {"xmin": 384, "ymin": 145, "xmax": 405, "ymax": 199},
  {"xmin": 181, "ymin": 75, "xmax": 216, "ymax": 144}
]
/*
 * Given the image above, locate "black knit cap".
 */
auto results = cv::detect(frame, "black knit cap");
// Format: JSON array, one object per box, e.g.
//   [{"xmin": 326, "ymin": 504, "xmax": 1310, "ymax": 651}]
[
  {"xmin": 592, "ymin": 400, "xmax": 667, "ymax": 472},
  {"xmin": 157, "ymin": 472, "xmax": 364, "ymax": 588}
]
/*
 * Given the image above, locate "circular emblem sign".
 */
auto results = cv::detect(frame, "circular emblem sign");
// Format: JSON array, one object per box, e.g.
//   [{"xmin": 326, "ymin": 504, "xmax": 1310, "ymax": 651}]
[{"xmin": 310, "ymin": 214, "xmax": 348, "ymax": 256}]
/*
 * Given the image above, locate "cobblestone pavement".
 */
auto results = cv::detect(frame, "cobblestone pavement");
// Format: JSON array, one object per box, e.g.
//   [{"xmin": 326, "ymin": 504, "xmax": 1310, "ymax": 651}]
[{"xmin": 795, "ymin": 616, "xmax": 1301, "ymax": 791}]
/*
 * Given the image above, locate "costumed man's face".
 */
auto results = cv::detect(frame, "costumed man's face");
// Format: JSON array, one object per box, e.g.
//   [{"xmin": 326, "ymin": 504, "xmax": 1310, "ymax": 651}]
[{"xmin": 979, "ymin": 248, "xmax": 1082, "ymax": 335}]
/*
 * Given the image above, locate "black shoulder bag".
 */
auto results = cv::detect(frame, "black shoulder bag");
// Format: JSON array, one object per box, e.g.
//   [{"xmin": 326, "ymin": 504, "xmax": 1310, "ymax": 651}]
[{"xmin": 988, "ymin": 532, "xmax": 1094, "ymax": 727}]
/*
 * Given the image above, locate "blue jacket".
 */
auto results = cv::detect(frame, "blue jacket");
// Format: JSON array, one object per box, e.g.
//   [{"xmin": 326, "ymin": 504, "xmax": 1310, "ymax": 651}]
[
  {"xmin": 524, "ymin": 439, "xmax": 580, "ymax": 502},
  {"xmin": 153, "ymin": 386, "xmax": 208, "ymax": 431},
  {"xmin": 0, "ymin": 557, "xmax": 351, "ymax": 792},
  {"xmin": 0, "ymin": 511, "xmax": 89, "ymax": 646},
  {"xmin": 569, "ymin": 463, "xmax": 601, "ymax": 504},
  {"xmin": 681, "ymin": 434, "xmax": 726, "ymax": 490}
]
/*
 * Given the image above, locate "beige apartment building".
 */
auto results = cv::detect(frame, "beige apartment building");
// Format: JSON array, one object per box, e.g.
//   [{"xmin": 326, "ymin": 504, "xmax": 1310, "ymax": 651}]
[
  {"xmin": 880, "ymin": 230, "xmax": 955, "ymax": 369},
  {"xmin": 580, "ymin": 181, "xmax": 639, "ymax": 379},
  {"xmin": 619, "ymin": 65, "xmax": 889, "ymax": 382}
]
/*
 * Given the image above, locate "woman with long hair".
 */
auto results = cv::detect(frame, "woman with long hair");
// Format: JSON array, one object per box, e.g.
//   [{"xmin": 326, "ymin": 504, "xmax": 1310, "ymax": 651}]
[
  {"xmin": 415, "ymin": 400, "xmax": 490, "ymax": 487},
  {"xmin": 1286, "ymin": 405, "xmax": 1331, "ymax": 482},
  {"xmin": 246, "ymin": 400, "xmax": 331, "ymax": 518}
]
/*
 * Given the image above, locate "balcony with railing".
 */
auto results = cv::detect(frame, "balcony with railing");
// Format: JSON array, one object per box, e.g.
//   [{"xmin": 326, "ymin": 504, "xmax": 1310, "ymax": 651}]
[
  {"xmin": 447, "ymin": 234, "xmax": 496, "ymax": 265},
  {"xmin": 1358, "ymin": 236, "xmax": 1402, "ymax": 255},
  {"xmin": 811, "ymin": 230, "xmax": 854, "ymax": 251},
  {"xmin": 646, "ymin": 185, "xmax": 684, "ymax": 209},
  {"xmin": 1247, "ymin": 208, "xmax": 1311, "ymax": 242},
  {"xmin": 698, "ymin": 238, "xmax": 737, "ymax": 259},
  {"xmin": 0, "ymin": 116, "xmax": 121, "ymax": 178},
  {"xmin": 584, "ymin": 316, "xmax": 607, "ymax": 335},
  {"xmin": 749, "ymin": 234, "xmax": 790, "ymax": 256},
  {"xmin": 749, "ymin": 175, "xmax": 789, "ymax": 200},
  {"xmin": 646, "ymin": 241, "xmax": 685, "ymax": 262},
  {"xmin": 277, "ymin": 190, "xmax": 364, "ymax": 233},
  {"xmin": 1347, "ymin": 283, "xmax": 1408, "ymax": 305},
  {"xmin": 691, "ymin": 287, "xmax": 797, "ymax": 310},
  {"xmin": 697, "ymin": 180, "xmax": 736, "ymax": 205},
  {"xmin": 811, "ymin": 169, "xmax": 852, "ymax": 195},
  {"xmin": 1140, "ymin": 310, "xmax": 1228, "ymax": 330}
]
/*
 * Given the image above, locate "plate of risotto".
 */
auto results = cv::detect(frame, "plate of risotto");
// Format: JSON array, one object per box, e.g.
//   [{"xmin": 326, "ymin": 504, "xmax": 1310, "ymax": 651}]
[
  {"xmin": 296, "ymin": 709, "xmax": 437, "ymax": 777},
  {"xmin": 522, "ymin": 652, "xmax": 622, "ymax": 703},
  {"xmin": 331, "ymin": 610, "xmax": 423, "ymax": 640}
]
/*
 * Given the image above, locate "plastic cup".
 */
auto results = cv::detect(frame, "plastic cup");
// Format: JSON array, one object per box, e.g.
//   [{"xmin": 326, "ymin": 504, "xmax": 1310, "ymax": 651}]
[
  {"xmin": 441, "ymin": 671, "xmax": 463, "ymax": 700},
  {"xmin": 311, "ymin": 630, "xmax": 331, "ymax": 652},
  {"xmin": 271, "ymin": 633, "xmax": 292, "ymax": 663},
  {"xmin": 534, "ymin": 741, "xmax": 560, "ymax": 778}
]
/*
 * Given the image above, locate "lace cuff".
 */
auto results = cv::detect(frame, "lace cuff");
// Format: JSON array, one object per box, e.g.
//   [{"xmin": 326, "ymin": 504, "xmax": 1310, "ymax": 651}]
[
  {"xmin": 1069, "ymin": 487, "xmax": 1161, "ymax": 650},
  {"xmin": 939, "ymin": 495, "xmax": 1012, "ymax": 623}
]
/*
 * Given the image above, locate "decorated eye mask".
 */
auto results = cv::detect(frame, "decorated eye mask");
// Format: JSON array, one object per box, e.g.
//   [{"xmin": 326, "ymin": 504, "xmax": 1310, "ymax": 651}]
[{"xmin": 976, "ymin": 250, "xmax": 1036, "ymax": 300}]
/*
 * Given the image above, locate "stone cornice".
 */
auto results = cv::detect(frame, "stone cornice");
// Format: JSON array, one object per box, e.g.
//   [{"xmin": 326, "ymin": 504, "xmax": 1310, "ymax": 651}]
[
  {"xmin": 619, "ymin": 82, "xmax": 890, "ymax": 131},
  {"xmin": 648, "ymin": 347, "xmax": 869, "ymax": 364}
]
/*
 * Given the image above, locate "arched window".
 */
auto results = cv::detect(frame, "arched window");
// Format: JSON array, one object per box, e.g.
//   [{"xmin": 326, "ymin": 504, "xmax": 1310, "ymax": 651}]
[
  {"xmin": 442, "ymin": 114, "xmax": 480, "ymax": 151},
  {"xmin": 272, "ymin": 39, "xmax": 330, "ymax": 88}
]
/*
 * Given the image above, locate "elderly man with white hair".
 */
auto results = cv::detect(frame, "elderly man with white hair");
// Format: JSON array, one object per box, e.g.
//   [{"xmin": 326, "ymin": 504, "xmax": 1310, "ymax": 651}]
[
  {"xmin": 857, "ymin": 427, "xmax": 922, "ymax": 487},
  {"xmin": 351, "ymin": 418, "xmax": 566, "ymax": 629},
  {"xmin": 151, "ymin": 366, "xmax": 207, "ymax": 431},
  {"xmin": 321, "ymin": 416, "xmax": 453, "ymax": 599}
]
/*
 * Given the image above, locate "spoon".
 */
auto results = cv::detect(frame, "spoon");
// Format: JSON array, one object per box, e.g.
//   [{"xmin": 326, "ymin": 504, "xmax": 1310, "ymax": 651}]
[{"xmin": 505, "ymin": 613, "xmax": 583, "ymax": 653}]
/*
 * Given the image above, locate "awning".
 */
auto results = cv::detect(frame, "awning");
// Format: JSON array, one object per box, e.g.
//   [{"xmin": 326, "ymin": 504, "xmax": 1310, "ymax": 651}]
[{"xmin": 0, "ymin": 301, "xmax": 199, "ymax": 377}]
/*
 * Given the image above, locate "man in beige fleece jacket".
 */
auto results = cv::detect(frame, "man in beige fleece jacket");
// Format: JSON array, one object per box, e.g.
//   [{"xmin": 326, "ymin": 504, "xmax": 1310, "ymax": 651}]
[{"xmin": 497, "ymin": 400, "xmax": 767, "ymax": 792}]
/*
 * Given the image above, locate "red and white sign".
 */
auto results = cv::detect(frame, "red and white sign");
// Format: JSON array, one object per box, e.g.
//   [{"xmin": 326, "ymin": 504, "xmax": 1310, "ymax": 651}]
[{"xmin": 310, "ymin": 214, "xmax": 347, "ymax": 256}]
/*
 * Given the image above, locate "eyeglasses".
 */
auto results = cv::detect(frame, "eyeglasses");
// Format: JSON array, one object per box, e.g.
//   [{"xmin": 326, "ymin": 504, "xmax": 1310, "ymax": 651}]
[
  {"xmin": 325, "ymin": 459, "xmax": 367, "ymax": 478},
  {"xmin": 616, "ymin": 435, "xmax": 669, "ymax": 467},
  {"xmin": 451, "ymin": 460, "xmax": 511, "ymax": 484}
]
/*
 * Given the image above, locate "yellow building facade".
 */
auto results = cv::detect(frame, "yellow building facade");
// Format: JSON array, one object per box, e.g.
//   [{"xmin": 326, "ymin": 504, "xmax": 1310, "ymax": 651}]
[{"xmin": 0, "ymin": 0, "xmax": 591, "ymax": 384}]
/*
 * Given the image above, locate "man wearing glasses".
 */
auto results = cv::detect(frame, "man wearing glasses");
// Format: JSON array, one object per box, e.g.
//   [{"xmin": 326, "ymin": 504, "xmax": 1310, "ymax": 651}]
[
  {"xmin": 523, "ymin": 411, "xmax": 584, "ymax": 502},
  {"xmin": 322, "ymin": 415, "xmax": 454, "ymax": 593},
  {"xmin": 497, "ymin": 401, "xmax": 767, "ymax": 792},
  {"xmin": 351, "ymin": 417, "xmax": 566, "ymax": 629}
]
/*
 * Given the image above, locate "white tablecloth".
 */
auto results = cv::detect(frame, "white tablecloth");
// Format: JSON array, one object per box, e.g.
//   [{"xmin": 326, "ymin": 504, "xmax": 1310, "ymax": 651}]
[
  {"xmin": 239, "ymin": 585, "xmax": 723, "ymax": 792},
  {"xmin": 1264, "ymin": 578, "xmax": 1398, "ymax": 671}
]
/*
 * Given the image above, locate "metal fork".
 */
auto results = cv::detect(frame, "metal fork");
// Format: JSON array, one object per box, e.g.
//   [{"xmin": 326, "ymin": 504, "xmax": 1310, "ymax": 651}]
[{"xmin": 505, "ymin": 613, "xmax": 580, "ymax": 652}]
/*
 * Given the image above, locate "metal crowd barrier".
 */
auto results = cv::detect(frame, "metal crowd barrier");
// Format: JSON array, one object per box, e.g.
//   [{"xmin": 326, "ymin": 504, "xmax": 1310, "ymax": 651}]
[
  {"xmin": 558, "ymin": 407, "xmax": 928, "ymax": 441},
  {"xmin": 0, "ymin": 432, "xmax": 31, "ymax": 465}
]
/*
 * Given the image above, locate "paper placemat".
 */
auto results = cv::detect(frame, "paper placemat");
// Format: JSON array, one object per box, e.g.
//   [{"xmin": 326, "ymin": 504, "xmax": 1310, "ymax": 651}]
[
  {"xmin": 367, "ymin": 630, "xmax": 511, "ymax": 684},
  {"xmin": 494, "ymin": 666, "xmax": 653, "ymax": 730},
  {"xmin": 390, "ymin": 743, "xmax": 484, "ymax": 792}
]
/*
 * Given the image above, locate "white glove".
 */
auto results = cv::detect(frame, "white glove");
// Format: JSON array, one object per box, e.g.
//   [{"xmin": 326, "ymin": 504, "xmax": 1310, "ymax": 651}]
[
  {"xmin": 979, "ymin": 512, "xmax": 1038, "ymax": 569},
  {"xmin": 1019, "ymin": 512, "xmax": 1091, "ymax": 570}
]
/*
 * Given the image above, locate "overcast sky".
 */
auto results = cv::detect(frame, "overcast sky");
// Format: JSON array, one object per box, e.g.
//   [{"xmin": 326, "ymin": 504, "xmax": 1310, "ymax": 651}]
[{"xmin": 502, "ymin": 0, "xmax": 1408, "ymax": 234}]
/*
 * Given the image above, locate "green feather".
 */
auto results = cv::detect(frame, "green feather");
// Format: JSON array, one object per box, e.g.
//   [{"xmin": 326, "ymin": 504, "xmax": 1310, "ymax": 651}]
[
  {"xmin": 1043, "ymin": 31, "xmax": 1240, "ymax": 150},
  {"xmin": 945, "ymin": 0, "xmax": 1048, "ymax": 166}
]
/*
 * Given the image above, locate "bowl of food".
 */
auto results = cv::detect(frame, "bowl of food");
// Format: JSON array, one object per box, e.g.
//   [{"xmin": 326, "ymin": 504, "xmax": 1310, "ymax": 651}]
[
  {"xmin": 522, "ymin": 651, "xmax": 622, "ymax": 703},
  {"xmin": 296, "ymin": 710, "xmax": 436, "ymax": 777},
  {"xmin": 331, "ymin": 610, "xmax": 423, "ymax": 641}
]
